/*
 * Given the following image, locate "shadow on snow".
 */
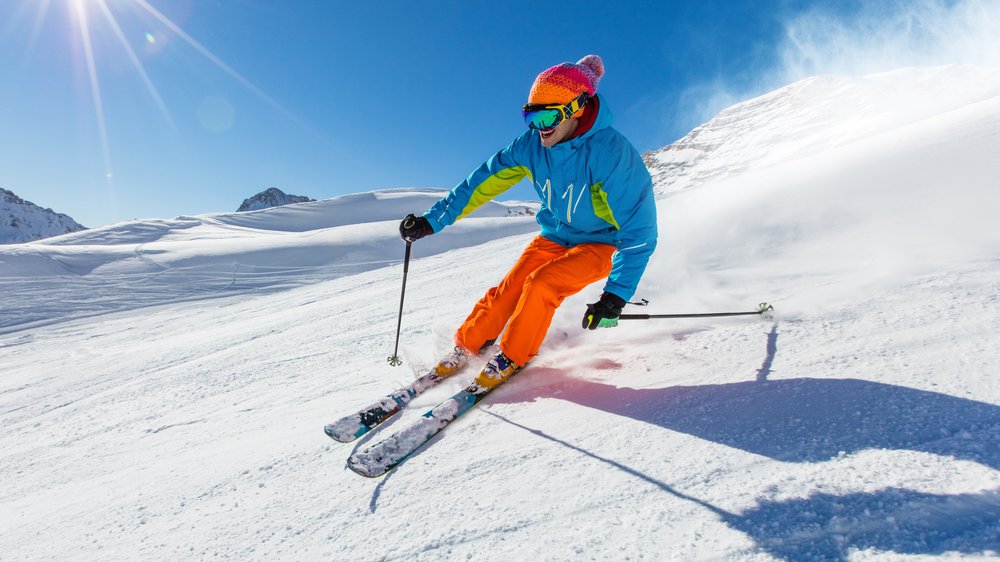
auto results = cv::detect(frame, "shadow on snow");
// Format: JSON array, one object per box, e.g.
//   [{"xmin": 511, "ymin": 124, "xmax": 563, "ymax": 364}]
[
  {"xmin": 504, "ymin": 374, "xmax": 1000, "ymax": 471},
  {"xmin": 730, "ymin": 488, "xmax": 1000, "ymax": 560},
  {"xmin": 486, "ymin": 324, "xmax": 1000, "ymax": 560}
]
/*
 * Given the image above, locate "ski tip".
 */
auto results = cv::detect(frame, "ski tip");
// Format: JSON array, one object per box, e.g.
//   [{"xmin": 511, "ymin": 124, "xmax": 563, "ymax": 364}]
[
  {"xmin": 324, "ymin": 424, "xmax": 359, "ymax": 443},
  {"xmin": 346, "ymin": 457, "xmax": 389, "ymax": 478}
]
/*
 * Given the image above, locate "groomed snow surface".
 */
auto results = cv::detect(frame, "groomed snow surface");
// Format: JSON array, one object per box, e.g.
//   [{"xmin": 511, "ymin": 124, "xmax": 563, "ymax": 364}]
[{"xmin": 2, "ymin": 65, "xmax": 999, "ymax": 561}]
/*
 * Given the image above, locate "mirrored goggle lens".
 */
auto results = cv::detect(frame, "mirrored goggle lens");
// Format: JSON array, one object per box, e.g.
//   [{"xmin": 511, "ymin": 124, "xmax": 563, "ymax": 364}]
[{"xmin": 523, "ymin": 107, "xmax": 564, "ymax": 131}]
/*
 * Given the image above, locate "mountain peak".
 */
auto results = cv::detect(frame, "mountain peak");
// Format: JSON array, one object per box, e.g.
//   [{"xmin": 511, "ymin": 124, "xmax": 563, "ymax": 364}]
[
  {"xmin": 237, "ymin": 187, "xmax": 314, "ymax": 212},
  {"xmin": 1, "ymin": 187, "xmax": 86, "ymax": 244}
]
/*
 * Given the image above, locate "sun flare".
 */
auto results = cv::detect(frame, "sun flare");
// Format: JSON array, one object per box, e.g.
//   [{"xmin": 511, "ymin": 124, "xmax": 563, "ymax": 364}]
[{"xmin": 17, "ymin": 0, "xmax": 295, "ymax": 197}]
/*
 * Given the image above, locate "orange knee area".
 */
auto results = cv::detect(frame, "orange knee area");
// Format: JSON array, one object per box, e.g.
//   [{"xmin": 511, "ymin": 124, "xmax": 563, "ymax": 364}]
[{"xmin": 457, "ymin": 236, "xmax": 616, "ymax": 368}]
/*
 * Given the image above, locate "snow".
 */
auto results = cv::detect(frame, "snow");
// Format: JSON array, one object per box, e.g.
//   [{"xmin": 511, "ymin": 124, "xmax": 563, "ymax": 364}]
[
  {"xmin": 0, "ymin": 190, "xmax": 538, "ymax": 334},
  {"xmin": 2, "ymin": 64, "xmax": 999, "ymax": 560},
  {"xmin": 0, "ymin": 187, "xmax": 86, "ymax": 244},
  {"xmin": 645, "ymin": 64, "xmax": 1000, "ymax": 197}
]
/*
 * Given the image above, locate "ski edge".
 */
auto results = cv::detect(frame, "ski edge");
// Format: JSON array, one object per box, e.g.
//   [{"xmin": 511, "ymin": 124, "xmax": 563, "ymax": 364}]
[
  {"xmin": 345, "ymin": 380, "xmax": 503, "ymax": 478},
  {"xmin": 323, "ymin": 370, "xmax": 445, "ymax": 443}
]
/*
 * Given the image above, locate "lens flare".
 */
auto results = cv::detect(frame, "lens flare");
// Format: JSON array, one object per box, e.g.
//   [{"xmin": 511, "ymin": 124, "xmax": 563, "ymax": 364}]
[
  {"xmin": 16, "ymin": 0, "xmax": 319, "ymax": 212},
  {"xmin": 132, "ymin": 0, "xmax": 298, "ymax": 123},
  {"xmin": 92, "ymin": 0, "xmax": 173, "ymax": 127},
  {"xmin": 71, "ymin": 0, "xmax": 115, "ymax": 197}
]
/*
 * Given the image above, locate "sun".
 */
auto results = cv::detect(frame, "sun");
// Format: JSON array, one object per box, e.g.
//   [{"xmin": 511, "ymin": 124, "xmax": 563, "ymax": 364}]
[{"xmin": 18, "ymin": 0, "xmax": 294, "ymax": 195}]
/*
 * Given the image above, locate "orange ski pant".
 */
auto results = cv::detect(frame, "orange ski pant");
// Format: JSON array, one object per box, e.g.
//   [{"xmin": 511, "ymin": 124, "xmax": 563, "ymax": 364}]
[{"xmin": 455, "ymin": 235, "xmax": 616, "ymax": 367}]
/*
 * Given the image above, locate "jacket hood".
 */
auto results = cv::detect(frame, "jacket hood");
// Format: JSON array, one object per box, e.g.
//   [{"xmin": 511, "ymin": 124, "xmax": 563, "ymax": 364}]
[{"xmin": 565, "ymin": 94, "xmax": 613, "ymax": 149}]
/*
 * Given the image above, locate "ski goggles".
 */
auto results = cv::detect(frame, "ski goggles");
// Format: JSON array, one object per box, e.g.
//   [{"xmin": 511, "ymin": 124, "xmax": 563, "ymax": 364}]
[{"xmin": 522, "ymin": 92, "xmax": 590, "ymax": 131}]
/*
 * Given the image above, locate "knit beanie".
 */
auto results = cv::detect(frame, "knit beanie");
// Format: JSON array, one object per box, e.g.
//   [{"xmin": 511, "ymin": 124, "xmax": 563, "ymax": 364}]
[{"xmin": 528, "ymin": 55, "xmax": 605, "ymax": 110}]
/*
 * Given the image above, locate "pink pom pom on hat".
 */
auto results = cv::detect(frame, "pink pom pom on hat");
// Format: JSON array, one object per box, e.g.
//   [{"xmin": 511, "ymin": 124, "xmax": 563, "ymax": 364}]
[{"xmin": 528, "ymin": 54, "xmax": 605, "ymax": 107}]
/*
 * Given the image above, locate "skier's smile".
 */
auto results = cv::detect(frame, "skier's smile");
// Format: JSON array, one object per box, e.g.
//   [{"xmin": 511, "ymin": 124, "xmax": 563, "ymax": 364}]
[{"xmin": 537, "ymin": 117, "xmax": 578, "ymax": 147}]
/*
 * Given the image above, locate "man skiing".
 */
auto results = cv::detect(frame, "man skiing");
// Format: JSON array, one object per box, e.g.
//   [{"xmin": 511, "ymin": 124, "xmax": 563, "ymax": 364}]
[{"xmin": 399, "ymin": 54, "xmax": 657, "ymax": 390}]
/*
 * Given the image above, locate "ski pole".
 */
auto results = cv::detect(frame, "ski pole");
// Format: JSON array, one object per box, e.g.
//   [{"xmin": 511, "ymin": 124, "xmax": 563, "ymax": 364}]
[
  {"xmin": 615, "ymin": 302, "xmax": 774, "ymax": 323},
  {"xmin": 387, "ymin": 240, "xmax": 412, "ymax": 366}
]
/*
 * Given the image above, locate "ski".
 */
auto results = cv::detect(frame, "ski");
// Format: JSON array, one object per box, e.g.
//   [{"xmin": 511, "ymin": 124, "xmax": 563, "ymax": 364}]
[
  {"xmin": 346, "ymin": 377, "xmax": 514, "ymax": 478},
  {"xmin": 324, "ymin": 370, "xmax": 448, "ymax": 443}
]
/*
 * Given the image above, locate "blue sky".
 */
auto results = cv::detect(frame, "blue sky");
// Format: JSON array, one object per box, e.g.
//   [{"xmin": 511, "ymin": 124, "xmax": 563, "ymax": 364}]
[{"xmin": 1, "ymin": 0, "xmax": 998, "ymax": 228}]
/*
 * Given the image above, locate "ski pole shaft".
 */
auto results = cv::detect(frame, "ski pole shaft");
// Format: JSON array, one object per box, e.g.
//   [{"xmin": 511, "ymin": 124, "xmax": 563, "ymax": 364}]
[
  {"xmin": 388, "ymin": 241, "xmax": 412, "ymax": 366},
  {"xmin": 618, "ymin": 303, "xmax": 774, "ymax": 321},
  {"xmin": 620, "ymin": 311, "xmax": 758, "ymax": 319}
]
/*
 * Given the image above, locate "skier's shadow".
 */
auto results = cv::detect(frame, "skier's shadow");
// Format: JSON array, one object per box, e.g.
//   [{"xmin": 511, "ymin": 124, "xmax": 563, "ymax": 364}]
[
  {"xmin": 493, "ymin": 323, "xmax": 999, "ymax": 471},
  {"xmin": 725, "ymin": 487, "xmax": 1000, "ymax": 560},
  {"xmin": 485, "ymin": 408, "xmax": 1000, "ymax": 561},
  {"xmin": 485, "ymin": 324, "xmax": 1000, "ymax": 559},
  {"xmin": 497, "ymin": 373, "xmax": 1000, "ymax": 471}
]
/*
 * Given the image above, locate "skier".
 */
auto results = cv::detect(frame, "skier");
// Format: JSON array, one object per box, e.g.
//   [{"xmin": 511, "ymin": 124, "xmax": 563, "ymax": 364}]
[{"xmin": 399, "ymin": 54, "xmax": 657, "ymax": 390}]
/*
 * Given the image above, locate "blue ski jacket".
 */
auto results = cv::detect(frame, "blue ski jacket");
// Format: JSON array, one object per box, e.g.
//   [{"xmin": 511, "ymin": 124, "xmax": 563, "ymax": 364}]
[{"xmin": 423, "ymin": 95, "xmax": 657, "ymax": 301}]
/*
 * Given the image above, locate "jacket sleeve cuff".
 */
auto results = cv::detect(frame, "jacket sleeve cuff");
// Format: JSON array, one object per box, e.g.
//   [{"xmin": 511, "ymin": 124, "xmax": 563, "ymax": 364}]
[
  {"xmin": 422, "ymin": 212, "xmax": 444, "ymax": 233},
  {"xmin": 602, "ymin": 291, "xmax": 627, "ymax": 308},
  {"xmin": 604, "ymin": 283, "xmax": 635, "ymax": 303}
]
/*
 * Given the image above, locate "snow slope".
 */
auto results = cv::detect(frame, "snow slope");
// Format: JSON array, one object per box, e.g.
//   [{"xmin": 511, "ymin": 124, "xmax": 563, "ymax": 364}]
[
  {"xmin": 645, "ymin": 64, "xmax": 1000, "ymax": 197},
  {"xmin": 1, "ymin": 65, "xmax": 999, "ymax": 561},
  {"xmin": 0, "ymin": 189, "xmax": 538, "ymax": 333}
]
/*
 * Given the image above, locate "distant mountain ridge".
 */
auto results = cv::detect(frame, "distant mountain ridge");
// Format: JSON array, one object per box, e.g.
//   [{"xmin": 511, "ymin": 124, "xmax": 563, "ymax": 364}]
[
  {"xmin": 237, "ymin": 187, "xmax": 314, "ymax": 212},
  {"xmin": 1, "ymin": 188, "xmax": 86, "ymax": 244}
]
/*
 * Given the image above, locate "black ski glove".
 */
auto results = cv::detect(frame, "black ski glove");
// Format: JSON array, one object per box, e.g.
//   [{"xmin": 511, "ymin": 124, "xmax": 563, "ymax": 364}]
[
  {"xmin": 583, "ymin": 291, "xmax": 627, "ymax": 330},
  {"xmin": 399, "ymin": 214, "xmax": 433, "ymax": 241}
]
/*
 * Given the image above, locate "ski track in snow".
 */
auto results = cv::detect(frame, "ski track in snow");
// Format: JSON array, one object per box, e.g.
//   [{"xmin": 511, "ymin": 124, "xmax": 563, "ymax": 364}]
[{"xmin": 2, "ymin": 67, "xmax": 1000, "ymax": 561}]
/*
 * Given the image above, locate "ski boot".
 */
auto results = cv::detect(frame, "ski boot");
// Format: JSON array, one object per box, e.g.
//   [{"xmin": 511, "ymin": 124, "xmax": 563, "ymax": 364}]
[
  {"xmin": 433, "ymin": 345, "xmax": 473, "ymax": 378},
  {"xmin": 474, "ymin": 351, "xmax": 521, "ymax": 389}
]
